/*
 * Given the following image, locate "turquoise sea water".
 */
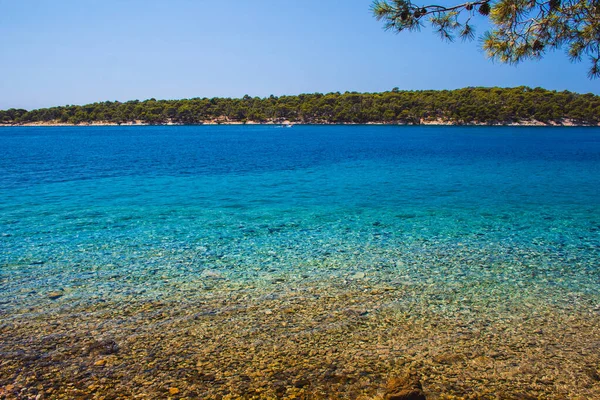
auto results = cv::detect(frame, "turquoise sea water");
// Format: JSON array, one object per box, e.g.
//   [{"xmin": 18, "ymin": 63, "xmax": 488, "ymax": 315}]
[
  {"xmin": 3, "ymin": 125, "xmax": 600, "ymax": 398},
  {"xmin": 1, "ymin": 125, "xmax": 599, "ymax": 312}
]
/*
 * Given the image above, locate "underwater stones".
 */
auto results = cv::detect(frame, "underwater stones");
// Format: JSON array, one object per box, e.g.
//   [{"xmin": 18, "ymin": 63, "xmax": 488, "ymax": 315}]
[
  {"xmin": 87, "ymin": 339, "xmax": 119, "ymax": 355},
  {"xmin": 432, "ymin": 352, "xmax": 464, "ymax": 365},
  {"xmin": 386, "ymin": 390, "xmax": 427, "ymax": 400},
  {"xmin": 272, "ymin": 380, "xmax": 287, "ymax": 395},
  {"xmin": 47, "ymin": 291, "xmax": 63, "ymax": 300},
  {"xmin": 352, "ymin": 272, "xmax": 366, "ymax": 280},
  {"xmin": 168, "ymin": 387, "xmax": 180, "ymax": 395},
  {"xmin": 94, "ymin": 359, "xmax": 107, "ymax": 367},
  {"xmin": 3, "ymin": 225, "xmax": 600, "ymax": 399},
  {"xmin": 385, "ymin": 373, "xmax": 426, "ymax": 400},
  {"xmin": 293, "ymin": 378, "xmax": 310, "ymax": 388},
  {"xmin": 585, "ymin": 368, "xmax": 600, "ymax": 382},
  {"xmin": 201, "ymin": 269, "xmax": 225, "ymax": 280}
]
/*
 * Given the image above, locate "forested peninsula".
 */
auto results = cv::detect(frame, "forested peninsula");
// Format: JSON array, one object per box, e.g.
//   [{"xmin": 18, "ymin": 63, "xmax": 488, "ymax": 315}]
[{"xmin": 2, "ymin": 86, "xmax": 599, "ymax": 126}]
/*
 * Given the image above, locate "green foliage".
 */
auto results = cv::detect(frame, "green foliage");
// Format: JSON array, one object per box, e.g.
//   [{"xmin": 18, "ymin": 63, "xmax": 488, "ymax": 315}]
[
  {"xmin": 1, "ymin": 87, "xmax": 599, "ymax": 125},
  {"xmin": 372, "ymin": 0, "xmax": 600, "ymax": 78}
]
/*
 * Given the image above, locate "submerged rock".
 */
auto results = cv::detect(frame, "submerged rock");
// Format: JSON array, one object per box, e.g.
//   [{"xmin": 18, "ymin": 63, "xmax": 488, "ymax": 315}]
[
  {"xmin": 47, "ymin": 291, "xmax": 63, "ymax": 300},
  {"xmin": 385, "ymin": 373, "xmax": 426, "ymax": 400},
  {"xmin": 94, "ymin": 359, "xmax": 106, "ymax": 367},
  {"xmin": 88, "ymin": 339, "xmax": 119, "ymax": 355},
  {"xmin": 386, "ymin": 390, "xmax": 426, "ymax": 400},
  {"xmin": 201, "ymin": 269, "xmax": 225, "ymax": 280},
  {"xmin": 352, "ymin": 272, "xmax": 366, "ymax": 280}
]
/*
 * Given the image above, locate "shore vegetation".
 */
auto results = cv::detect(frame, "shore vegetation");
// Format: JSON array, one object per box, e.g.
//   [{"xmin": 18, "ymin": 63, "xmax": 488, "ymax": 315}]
[{"xmin": 1, "ymin": 86, "xmax": 599, "ymax": 126}]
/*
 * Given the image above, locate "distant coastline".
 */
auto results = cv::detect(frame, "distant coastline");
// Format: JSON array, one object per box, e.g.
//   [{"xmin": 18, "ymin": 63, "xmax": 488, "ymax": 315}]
[
  {"xmin": 2, "ymin": 87, "xmax": 599, "ymax": 127},
  {"xmin": 1, "ymin": 118, "xmax": 598, "ymax": 127}
]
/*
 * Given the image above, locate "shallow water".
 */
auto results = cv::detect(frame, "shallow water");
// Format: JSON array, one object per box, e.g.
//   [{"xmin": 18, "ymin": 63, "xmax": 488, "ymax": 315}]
[{"xmin": 1, "ymin": 125, "xmax": 599, "ymax": 399}]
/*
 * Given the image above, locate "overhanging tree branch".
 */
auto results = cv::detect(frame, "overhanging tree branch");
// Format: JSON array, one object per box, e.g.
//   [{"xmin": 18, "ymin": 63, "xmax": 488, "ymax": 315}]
[{"xmin": 372, "ymin": 0, "xmax": 600, "ymax": 78}]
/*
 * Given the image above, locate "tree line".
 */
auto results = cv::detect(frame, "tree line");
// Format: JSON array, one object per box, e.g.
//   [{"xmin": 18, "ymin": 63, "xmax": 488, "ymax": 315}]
[{"xmin": 1, "ymin": 87, "xmax": 599, "ymax": 125}]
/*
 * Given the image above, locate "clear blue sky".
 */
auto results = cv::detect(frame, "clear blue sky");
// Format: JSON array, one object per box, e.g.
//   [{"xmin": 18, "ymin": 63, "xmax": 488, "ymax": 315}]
[{"xmin": 0, "ymin": 0, "xmax": 598, "ymax": 110}]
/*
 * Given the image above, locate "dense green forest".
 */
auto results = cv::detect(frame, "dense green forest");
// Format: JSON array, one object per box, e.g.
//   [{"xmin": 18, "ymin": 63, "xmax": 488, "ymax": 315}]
[{"xmin": 1, "ymin": 87, "xmax": 599, "ymax": 125}]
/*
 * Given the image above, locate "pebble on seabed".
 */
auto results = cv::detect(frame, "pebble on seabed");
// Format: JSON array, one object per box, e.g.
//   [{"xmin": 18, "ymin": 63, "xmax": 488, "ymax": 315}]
[{"xmin": 47, "ymin": 291, "xmax": 63, "ymax": 300}]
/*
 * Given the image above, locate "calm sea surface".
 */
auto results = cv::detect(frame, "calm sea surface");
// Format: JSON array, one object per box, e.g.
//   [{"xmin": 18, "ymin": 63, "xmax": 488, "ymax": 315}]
[
  {"xmin": 2, "ymin": 125, "xmax": 599, "ymax": 305},
  {"xmin": 1, "ymin": 125, "xmax": 599, "ymax": 398}
]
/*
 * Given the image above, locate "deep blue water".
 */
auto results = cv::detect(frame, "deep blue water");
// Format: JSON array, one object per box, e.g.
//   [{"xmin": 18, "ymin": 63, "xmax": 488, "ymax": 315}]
[{"xmin": 1, "ymin": 125, "xmax": 599, "ymax": 313}]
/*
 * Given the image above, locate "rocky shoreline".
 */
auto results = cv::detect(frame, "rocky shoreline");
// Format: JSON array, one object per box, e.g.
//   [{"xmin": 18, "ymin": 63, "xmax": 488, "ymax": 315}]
[
  {"xmin": 2, "ymin": 277, "xmax": 600, "ymax": 399},
  {"xmin": 1, "ymin": 118, "xmax": 598, "ymax": 127}
]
